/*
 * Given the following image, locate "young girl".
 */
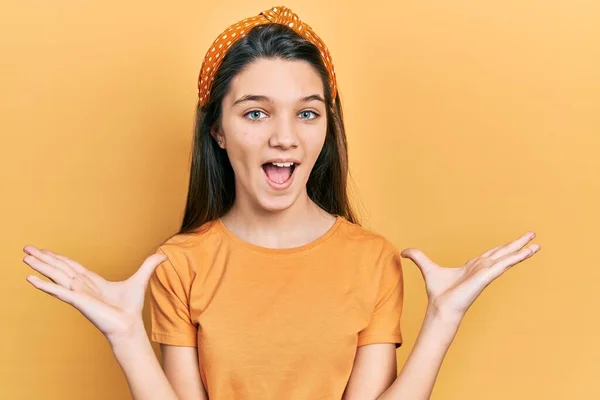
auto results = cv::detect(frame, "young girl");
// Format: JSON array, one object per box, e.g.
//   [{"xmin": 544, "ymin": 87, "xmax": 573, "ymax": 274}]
[{"xmin": 22, "ymin": 5, "xmax": 541, "ymax": 399}]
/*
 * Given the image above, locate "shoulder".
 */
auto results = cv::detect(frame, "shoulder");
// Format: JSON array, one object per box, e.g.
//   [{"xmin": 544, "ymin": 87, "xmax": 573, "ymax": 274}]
[
  {"xmin": 154, "ymin": 220, "xmax": 223, "ymax": 275},
  {"xmin": 334, "ymin": 218, "xmax": 403, "ymax": 293},
  {"xmin": 159, "ymin": 219, "xmax": 224, "ymax": 250},
  {"xmin": 161, "ymin": 220, "xmax": 217, "ymax": 243},
  {"xmin": 336, "ymin": 217, "xmax": 399, "ymax": 260}
]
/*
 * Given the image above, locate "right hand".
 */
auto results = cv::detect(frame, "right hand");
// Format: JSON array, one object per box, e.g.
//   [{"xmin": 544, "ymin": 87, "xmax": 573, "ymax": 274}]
[{"xmin": 22, "ymin": 245, "xmax": 167, "ymax": 344}]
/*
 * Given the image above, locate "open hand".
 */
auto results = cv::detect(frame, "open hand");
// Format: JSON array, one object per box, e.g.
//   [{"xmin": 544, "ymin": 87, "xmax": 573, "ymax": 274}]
[
  {"xmin": 401, "ymin": 231, "xmax": 541, "ymax": 320},
  {"xmin": 23, "ymin": 246, "xmax": 167, "ymax": 344}
]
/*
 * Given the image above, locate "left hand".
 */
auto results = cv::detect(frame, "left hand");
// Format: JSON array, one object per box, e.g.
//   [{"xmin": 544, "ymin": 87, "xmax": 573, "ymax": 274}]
[{"xmin": 400, "ymin": 231, "xmax": 541, "ymax": 321}]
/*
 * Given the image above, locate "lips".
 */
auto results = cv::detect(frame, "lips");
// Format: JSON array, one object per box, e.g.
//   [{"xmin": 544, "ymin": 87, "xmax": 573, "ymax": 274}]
[
  {"xmin": 262, "ymin": 163, "xmax": 295, "ymax": 184},
  {"xmin": 261, "ymin": 162, "xmax": 298, "ymax": 189}
]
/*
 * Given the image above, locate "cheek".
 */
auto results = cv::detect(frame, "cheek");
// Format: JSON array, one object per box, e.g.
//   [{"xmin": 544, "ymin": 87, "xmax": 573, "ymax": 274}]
[
  {"xmin": 302, "ymin": 126, "xmax": 327, "ymax": 161},
  {"xmin": 225, "ymin": 130, "xmax": 264, "ymax": 170}
]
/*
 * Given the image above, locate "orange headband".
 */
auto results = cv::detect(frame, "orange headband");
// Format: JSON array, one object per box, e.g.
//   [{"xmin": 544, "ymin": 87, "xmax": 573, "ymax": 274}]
[{"xmin": 197, "ymin": 6, "xmax": 338, "ymax": 106}]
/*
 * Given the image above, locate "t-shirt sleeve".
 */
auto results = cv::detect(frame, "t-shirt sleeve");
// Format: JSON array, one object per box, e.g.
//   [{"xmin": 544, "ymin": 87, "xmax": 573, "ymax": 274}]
[
  {"xmin": 357, "ymin": 250, "xmax": 404, "ymax": 348},
  {"xmin": 148, "ymin": 247, "xmax": 198, "ymax": 347}
]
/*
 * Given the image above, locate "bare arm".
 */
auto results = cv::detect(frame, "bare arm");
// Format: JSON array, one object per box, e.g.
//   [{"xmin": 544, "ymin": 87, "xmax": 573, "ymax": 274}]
[
  {"xmin": 109, "ymin": 323, "xmax": 207, "ymax": 400},
  {"xmin": 342, "ymin": 343, "xmax": 398, "ymax": 399},
  {"xmin": 110, "ymin": 322, "xmax": 181, "ymax": 400},
  {"xmin": 341, "ymin": 309, "xmax": 457, "ymax": 400},
  {"xmin": 21, "ymin": 246, "xmax": 205, "ymax": 400},
  {"xmin": 161, "ymin": 344, "xmax": 208, "ymax": 400},
  {"xmin": 343, "ymin": 231, "xmax": 540, "ymax": 399},
  {"xmin": 377, "ymin": 308, "xmax": 459, "ymax": 400}
]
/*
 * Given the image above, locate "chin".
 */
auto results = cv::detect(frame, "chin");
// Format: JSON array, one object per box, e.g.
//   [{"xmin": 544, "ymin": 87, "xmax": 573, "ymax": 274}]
[{"xmin": 254, "ymin": 191, "xmax": 300, "ymax": 213}]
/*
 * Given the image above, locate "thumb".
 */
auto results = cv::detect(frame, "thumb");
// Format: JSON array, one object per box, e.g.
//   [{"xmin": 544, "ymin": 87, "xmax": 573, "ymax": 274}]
[
  {"xmin": 129, "ymin": 253, "xmax": 168, "ymax": 286},
  {"xmin": 400, "ymin": 248, "xmax": 436, "ymax": 277}
]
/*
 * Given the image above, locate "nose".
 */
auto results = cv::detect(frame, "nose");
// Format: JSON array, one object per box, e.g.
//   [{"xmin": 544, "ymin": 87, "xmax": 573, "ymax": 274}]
[{"xmin": 268, "ymin": 114, "xmax": 299, "ymax": 150}]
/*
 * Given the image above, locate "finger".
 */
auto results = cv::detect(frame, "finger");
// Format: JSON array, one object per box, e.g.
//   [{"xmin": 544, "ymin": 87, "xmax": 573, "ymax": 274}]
[
  {"xmin": 26, "ymin": 246, "xmax": 104, "ymax": 290},
  {"xmin": 486, "ymin": 244, "xmax": 541, "ymax": 280},
  {"xmin": 40, "ymin": 249, "xmax": 81, "ymax": 281},
  {"xmin": 488, "ymin": 232, "xmax": 536, "ymax": 260},
  {"xmin": 42, "ymin": 249, "xmax": 88, "ymax": 275},
  {"xmin": 480, "ymin": 245, "xmax": 502, "ymax": 258},
  {"xmin": 400, "ymin": 248, "xmax": 436, "ymax": 276},
  {"xmin": 24, "ymin": 246, "xmax": 76, "ymax": 279},
  {"xmin": 128, "ymin": 254, "xmax": 169, "ymax": 286},
  {"xmin": 26, "ymin": 275, "xmax": 78, "ymax": 304},
  {"xmin": 23, "ymin": 255, "xmax": 72, "ymax": 288},
  {"xmin": 26, "ymin": 275, "xmax": 97, "ymax": 316},
  {"xmin": 42, "ymin": 249, "xmax": 106, "ymax": 285}
]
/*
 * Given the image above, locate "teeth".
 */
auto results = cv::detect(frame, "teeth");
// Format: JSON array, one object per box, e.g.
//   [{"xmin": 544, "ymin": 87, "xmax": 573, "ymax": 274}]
[{"xmin": 271, "ymin": 162, "xmax": 294, "ymax": 167}]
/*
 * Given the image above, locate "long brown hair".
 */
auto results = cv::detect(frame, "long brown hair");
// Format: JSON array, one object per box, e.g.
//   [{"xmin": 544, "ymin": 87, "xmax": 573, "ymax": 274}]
[{"xmin": 178, "ymin": 23, "xmax": 359, "ymax": 234}]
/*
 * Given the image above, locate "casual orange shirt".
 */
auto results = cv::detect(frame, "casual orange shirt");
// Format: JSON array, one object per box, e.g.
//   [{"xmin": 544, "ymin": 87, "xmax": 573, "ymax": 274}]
[{"xmin": 149, "ymin": 215, "xmax": 404, "ymax": 399}]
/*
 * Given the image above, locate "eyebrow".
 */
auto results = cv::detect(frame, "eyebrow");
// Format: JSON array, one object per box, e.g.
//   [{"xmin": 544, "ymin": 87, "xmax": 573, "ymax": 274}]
[{"xmin": 232, "ymin": 94, "xmax": 325, "ymax": 106}]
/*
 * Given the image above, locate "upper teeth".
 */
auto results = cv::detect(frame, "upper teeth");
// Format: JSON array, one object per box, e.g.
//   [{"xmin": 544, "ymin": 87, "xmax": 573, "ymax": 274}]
[{"xmin": 272, "ymin": 162, "xmax": 294, "ymax": 167}]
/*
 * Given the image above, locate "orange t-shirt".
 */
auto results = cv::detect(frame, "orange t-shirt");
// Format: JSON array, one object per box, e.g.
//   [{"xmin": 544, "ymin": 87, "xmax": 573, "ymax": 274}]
[{"xmin": 149, "ymin": 215, "xmax": 404, "ymax": 399}]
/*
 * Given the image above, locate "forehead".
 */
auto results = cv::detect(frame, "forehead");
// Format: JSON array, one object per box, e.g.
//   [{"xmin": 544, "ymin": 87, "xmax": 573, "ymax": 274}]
[{"xmin": 226, "ymin": 58, "xmax": 324, "ymax": 103}]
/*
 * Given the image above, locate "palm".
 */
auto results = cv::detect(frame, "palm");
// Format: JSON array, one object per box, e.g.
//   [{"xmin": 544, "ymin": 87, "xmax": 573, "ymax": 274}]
[
  {"xmin": 401, "ymin": 231, "xmax": 541, "ymax": 317},
  {"xmin": 22, "ymin": 246, "xmax": 166, "ymax": 341}
]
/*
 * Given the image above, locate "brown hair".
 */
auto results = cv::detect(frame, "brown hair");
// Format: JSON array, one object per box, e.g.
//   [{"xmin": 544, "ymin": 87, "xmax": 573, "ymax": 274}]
[{"xmin": 178, "ymin": 23, "xmax": 359, "ymax": 234}]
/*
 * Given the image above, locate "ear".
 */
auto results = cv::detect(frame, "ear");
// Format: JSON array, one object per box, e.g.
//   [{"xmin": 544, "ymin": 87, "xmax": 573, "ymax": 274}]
[{"xmin": 210, "ymin": 125, "xmax": 226, "ymax": 149}]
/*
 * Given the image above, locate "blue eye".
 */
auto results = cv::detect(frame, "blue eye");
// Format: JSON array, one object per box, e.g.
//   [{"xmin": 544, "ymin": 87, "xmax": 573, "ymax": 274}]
[
  {"xmin": 244, "ymin": 110, "xmax": 319, "ymax": 121},
  {"xmin": 245, "ymin": 110, "xmax": 267, "ymax": 121},
  {"xmin": 299, "ymin": 110, "xmax": 319, "ymax": 120}
]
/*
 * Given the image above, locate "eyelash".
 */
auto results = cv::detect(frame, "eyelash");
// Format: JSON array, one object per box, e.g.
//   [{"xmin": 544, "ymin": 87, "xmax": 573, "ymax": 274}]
[{"xmin": 244, "ymin": 110, "xmax": 320, "ymax": 122}]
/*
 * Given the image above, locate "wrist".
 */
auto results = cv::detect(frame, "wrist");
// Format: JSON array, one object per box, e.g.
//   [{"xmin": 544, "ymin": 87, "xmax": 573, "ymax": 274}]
[
  {"xmin": 106, "ymin": 319, "xmax": 148, "ymax": 349},
  {"xmin": 425, "ymin": 304, "xmax": 463, "ymax": 331}
]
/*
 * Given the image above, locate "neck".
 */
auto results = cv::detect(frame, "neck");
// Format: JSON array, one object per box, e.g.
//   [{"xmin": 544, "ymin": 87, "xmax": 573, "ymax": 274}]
[{"xmin": 221, "ymin": 192, "xmax": 336, "ymax": 249}]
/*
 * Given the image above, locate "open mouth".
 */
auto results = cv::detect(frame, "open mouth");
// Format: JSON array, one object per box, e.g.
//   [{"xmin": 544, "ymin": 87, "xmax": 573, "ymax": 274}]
[{"xmin": 262, "ymin": 162, "xmax": 297, "ymax": 185}]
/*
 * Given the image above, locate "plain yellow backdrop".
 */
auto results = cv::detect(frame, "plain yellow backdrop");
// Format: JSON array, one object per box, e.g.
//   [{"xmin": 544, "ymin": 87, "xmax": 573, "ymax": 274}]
[{"xmin": 2, "ymin": 1, "xmax": 598, "ymax": 399}]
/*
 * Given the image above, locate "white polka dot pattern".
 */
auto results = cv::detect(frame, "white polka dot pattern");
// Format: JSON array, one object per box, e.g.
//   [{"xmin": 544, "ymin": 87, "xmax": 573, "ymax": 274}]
[{"xmin": 197, "ymin": 6, "xmax": 337, "ymax": 106}]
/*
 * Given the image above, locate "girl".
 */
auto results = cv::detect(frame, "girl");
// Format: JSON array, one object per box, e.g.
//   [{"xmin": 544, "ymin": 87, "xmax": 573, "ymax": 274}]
[{"xmin": 22, "ymin": 6, "xmax": 541, "ymax": 400}]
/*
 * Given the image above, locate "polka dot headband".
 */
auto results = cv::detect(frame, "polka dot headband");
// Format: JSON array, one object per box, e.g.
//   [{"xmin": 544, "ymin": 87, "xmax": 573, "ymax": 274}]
[{"xmin": 197, "ymin": 5, "xmax": 338, "ymax": 106}]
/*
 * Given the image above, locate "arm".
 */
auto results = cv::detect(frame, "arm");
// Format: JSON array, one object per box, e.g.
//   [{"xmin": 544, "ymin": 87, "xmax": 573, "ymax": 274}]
[
  {"xmin": 342, "ymin": 309, "xmax": 457, "ymax": 400},
  {"xmin": 342, "ymin": 343, "xmax": 397, "ymax": 399},
  {"xmin": 21, "ymin": 246, "xmax": 205, "ymax": 400},
  {"xmin": 377, "ymin": 308, "xmax": 459, "ymax": 400},
  {"xmin": 344, "ymin": 231, "xmax": 540, "ymax": 399},
  {"xmin": 110, "ymin": 323, "xmax": 208, "ymax": 400},
  {"xmin": 161, "ymin": 344, "xmax": 208, "ymax": 400},
  {"xmin": 110, "ymin": 322, "xmax": 181, "ymax": 400}
]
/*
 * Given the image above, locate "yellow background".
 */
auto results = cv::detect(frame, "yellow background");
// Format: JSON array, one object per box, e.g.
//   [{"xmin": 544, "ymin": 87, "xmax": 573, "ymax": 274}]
[{"xmin": 2, "ymin": 1, "xmax": 598, "ymax": 399}]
